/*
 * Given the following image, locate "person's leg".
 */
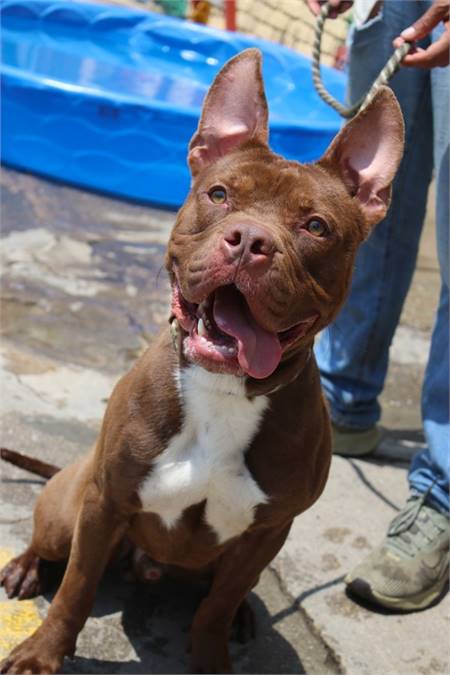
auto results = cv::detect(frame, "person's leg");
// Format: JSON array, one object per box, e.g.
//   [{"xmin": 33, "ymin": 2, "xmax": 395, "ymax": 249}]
[
  {"xmin": 345, "ymin": 22, "xmax": 449, "ymax": 611},
  {"xmin": 408, "ymin": 286, "xmax": 449, "ymax": 512},
  {"xmin": 408, "ymin": 37, "xmax": 450, "ymax": 515},
  {"xmin": 315, "ymin": 1, "xmax": 434, "ymax": 432}
]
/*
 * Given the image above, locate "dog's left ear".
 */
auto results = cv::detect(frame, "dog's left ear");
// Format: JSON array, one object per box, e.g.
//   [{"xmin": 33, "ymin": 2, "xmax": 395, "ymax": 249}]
[
  {"xmin": 188, "ymin": 48, "xmax": 269, "ymax": 176},
  {"xmin": 319, "ymin": 87, "xmax": 404, "ymax": 236}
]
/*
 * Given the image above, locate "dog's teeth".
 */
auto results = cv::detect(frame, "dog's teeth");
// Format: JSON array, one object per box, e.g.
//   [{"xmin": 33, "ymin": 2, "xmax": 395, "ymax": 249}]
[
  {"xmin": 198, "ymin": 318, "xmax": 207, "ymax": 337},
  {"xmin": 227, "ymin": 347, "xmax": 235, "ymax": 355}
]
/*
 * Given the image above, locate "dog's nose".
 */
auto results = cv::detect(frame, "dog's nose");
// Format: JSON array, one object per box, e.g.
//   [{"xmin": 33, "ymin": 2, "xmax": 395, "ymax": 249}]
[{"xmin": 221, "ymin": 223, "xmax": 275, "ymax": 273}]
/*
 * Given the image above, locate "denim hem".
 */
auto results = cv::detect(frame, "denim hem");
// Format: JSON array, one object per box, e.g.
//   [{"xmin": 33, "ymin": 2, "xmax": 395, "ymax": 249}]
[
  {"xmin": 409, "ymin": 481, "xmax": 450, "ymax": 515},
  {"xmin": 330, "ymin": 412, "xmax": 377, "ymax": 431},
  {"xmin": 325, "ymin": 392, "xmax": 380, "ymax": 429}
]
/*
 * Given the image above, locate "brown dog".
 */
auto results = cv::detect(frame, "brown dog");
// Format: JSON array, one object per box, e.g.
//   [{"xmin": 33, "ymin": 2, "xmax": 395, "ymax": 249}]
[{"xmin": 0, "ymin": 48, "xmax": 404, "ymax": 674}]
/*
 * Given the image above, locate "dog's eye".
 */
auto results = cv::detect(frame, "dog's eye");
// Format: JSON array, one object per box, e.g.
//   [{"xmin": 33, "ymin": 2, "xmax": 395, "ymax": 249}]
[
  {"xmin": 208, "ymin": 187, "xmax": 227, "ymax": 204},
  {"xmin": 305, "ymin": 218, "xmax": 327, "ymax": 237}
]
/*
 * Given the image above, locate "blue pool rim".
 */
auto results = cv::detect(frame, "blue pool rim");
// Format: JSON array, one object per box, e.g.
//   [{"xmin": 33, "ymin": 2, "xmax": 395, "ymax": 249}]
[{"xmin": 1, "ymin": 0, "xmax": 346, "ymax": 208}]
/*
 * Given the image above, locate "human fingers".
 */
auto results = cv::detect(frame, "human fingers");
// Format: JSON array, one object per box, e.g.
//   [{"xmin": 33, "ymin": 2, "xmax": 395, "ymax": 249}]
[
  {"xmin": 393, "ymin": 0, "xmax": 449, "ymax": 46},
  {"xmin": 400, "ymin": 28, "xmax": 450, "ymax": 68}
]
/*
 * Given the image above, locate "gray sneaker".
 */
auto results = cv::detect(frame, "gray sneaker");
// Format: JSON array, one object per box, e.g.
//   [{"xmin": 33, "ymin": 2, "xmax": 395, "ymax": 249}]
[
  {"xmin": 345, "ymin": 493, "xmax": 449, "ymax": 611},
  {"xmin": 332, "ymin": 422, "xmax": 383, "ymax": 457}
]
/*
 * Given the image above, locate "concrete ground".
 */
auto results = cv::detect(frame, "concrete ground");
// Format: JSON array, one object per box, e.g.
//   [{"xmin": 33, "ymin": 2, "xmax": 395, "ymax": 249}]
[{"xmin": 0, "ymin": 167, "xmax": 448, "ymax": 674}]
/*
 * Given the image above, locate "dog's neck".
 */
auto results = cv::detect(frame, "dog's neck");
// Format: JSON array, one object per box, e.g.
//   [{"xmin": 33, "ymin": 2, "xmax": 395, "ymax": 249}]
[{"xmin": 245, "ymin": 345, "xmax": 313, "ymax": 397}]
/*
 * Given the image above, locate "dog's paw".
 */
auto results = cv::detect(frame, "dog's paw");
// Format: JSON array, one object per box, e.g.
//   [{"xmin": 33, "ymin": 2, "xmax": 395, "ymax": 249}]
[
  {"xmin": 231, "ymin": 598, "xmax": 256, "ymax": 644},
  {"xmin": 0, "ymin": 549, "xmax": 43, "ymax": 600},
  {"xmin": 0, "ymin": 635, "xmax": 63, "ymax": 674}
]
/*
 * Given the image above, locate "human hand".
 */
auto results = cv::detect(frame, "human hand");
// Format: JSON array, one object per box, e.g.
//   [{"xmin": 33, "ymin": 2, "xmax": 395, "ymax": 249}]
[
  {"xmin": 393, "ymin": 0, "xmax": 450, "ymax": 68},
  {"xmin": 306, "ymin": 0, "xmax": 352, "ymax": 19}
]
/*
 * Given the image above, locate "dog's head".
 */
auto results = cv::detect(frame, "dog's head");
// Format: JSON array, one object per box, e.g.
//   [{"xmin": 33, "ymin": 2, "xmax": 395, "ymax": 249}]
[{"xmin": 166, "ymin": 48, "xmax": 404, "ymax": 381}]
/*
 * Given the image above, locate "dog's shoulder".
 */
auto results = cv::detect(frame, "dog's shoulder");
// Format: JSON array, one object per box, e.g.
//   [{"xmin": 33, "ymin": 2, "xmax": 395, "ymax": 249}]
[{"xmin": 97, "ymin": 328, "xmax": 183, "ymax": 484}]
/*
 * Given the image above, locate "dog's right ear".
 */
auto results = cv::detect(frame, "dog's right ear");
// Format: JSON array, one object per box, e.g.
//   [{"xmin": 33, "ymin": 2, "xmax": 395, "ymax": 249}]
[
  {"xmin": 318, "ymin": 87, "xmax": 404, "ymax": 236},
  {"xmin": 188, "ymin": 48, "xmax": 269, "ymax": 176}
]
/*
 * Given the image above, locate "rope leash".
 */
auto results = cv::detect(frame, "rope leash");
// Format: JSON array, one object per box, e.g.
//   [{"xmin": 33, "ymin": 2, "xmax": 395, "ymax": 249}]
[{"xmin": 312, "ymin": 2, "xmax": 412, "ymax": 118}]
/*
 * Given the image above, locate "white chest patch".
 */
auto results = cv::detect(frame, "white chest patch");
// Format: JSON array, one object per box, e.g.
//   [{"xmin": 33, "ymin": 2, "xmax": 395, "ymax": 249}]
[{"xmin": 139, "ymin": 366, "xmax": 269, "ymax": 544}]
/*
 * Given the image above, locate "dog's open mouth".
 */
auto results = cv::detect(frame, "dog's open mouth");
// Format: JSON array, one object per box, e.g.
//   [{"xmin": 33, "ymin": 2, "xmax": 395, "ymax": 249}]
[{"xmin": 171, "ymin": 282, "xmax": 317, "ymax": 379}]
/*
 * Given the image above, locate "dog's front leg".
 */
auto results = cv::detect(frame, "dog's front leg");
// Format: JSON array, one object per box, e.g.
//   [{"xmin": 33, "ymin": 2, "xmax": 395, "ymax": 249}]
[
  {"xmin": 190, "ymin": 523, "xmax": 291, "ymax": 674},
  {"xmin": 0, "ymin": 481, "xmax": 129, "ymax": 675}
]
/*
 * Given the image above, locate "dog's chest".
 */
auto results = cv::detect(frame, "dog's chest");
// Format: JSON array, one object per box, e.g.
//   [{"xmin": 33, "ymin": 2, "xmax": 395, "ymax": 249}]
[{"xmin": 139, "ymin": 367, "xmax": 269, "ymax": 544}]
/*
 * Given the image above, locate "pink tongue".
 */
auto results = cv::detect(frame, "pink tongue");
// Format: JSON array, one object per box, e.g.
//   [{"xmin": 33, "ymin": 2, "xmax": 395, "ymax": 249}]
[{"xmin": 213, "ymin": 286, "xmax": 282, "ymax": 379}]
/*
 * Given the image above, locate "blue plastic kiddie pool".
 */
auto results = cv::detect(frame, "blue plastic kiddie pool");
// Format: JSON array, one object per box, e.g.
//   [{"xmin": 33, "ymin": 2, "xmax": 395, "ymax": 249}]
[{"xmin": 0, "ymin": 0, "xmax": 346, "ymax": 208}]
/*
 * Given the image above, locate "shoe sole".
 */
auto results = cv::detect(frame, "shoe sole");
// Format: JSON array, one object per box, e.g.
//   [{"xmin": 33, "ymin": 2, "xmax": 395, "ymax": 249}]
[
  {"xmin": 332, "ymin": 426, "xmax": 383, "ymax": 457},
  {"xmin": 346, "ymin": 568, "xmax": 449, "ymax": 611}
]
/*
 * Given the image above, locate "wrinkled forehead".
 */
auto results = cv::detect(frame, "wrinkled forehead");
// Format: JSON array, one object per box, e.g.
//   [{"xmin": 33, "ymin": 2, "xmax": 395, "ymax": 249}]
[{"xmin": 194, "ymin": 148, "xmax": 348, "ymax": 215}]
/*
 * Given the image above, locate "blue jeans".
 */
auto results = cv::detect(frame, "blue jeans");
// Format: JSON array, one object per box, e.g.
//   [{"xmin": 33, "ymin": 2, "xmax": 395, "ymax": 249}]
[{"xmin": 315, "ymin": 1, "xmax": 449, "ymax": 514}]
